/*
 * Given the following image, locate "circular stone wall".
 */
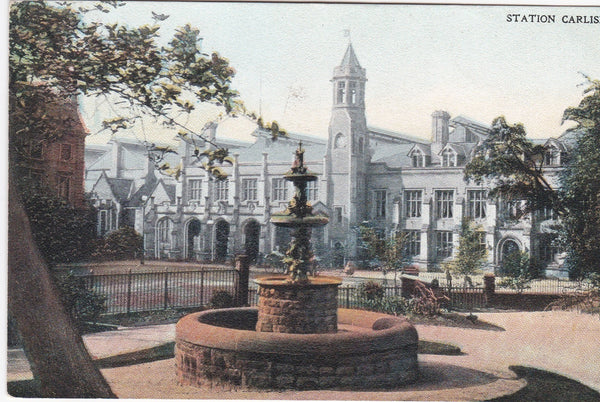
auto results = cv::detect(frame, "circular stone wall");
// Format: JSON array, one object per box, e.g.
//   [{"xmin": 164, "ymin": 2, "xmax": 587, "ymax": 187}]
[
  {"xmin": 175, "ymin": 308, "xmax": 419, "ymax": 390},
  {"xmin": 255, "ymin": 276, "xmax": 341, "ymax": 334}
]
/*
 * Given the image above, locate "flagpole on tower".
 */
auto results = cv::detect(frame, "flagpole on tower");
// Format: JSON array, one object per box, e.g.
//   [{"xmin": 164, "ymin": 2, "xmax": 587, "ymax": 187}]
[{"xmin": 343, "ymin": 29, "xmax": 351, "ymax": 44}]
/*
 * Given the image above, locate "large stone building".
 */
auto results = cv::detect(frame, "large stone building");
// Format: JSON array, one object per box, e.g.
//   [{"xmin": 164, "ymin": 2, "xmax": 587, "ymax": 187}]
[{"xmin": 86, "ymin": 44, "xmax": 571, "ymax": 276}]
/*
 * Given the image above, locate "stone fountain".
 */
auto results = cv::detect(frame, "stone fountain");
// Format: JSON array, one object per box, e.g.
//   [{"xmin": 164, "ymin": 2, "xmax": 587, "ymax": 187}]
[{"xmin": 175, "ymin": 143, "xmax": 419, "ymax": 390}]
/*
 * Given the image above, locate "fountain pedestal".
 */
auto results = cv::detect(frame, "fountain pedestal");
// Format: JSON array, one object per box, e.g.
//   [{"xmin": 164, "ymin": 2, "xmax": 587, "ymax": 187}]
[{"xmin": 255, "ymin": 276, "xmax": 342, "ymax": 334}]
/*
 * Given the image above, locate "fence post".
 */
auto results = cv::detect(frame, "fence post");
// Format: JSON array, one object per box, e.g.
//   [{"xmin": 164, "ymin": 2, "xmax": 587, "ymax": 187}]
[
  {"xmin": 484, "ymin": 273, "xmax": 495, "ymax": 306},
  {"xmin": 199, "ymin": 269, "xmax": 205, "ymax": 306},
  {"xmin": 235, "ymin": 255, "xmax": 250, "ymax": 307},
  {"xmin": 126, "ymin": 269, "xmax": 132, "ymax": 314},
  {"xmin": 163, "ymin": 268, "xmax": 169, "ymax": 310}
]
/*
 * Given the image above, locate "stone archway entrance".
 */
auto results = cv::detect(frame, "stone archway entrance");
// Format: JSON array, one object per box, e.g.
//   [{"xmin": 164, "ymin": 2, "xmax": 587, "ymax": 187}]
[
  {"xmin": 244, "ymin": 220, "xmax": 261, "ymax": 263},
  {"xmin": 215, "ymin": 220, "xmax": 230, "ymax": 261},
  {"xmin": 186, "ymin": 219, "xmax": 201, "ymax": 260},
  {"xmin": 499, "ymin": 238, "xmax": 520, "ymax": 275}
]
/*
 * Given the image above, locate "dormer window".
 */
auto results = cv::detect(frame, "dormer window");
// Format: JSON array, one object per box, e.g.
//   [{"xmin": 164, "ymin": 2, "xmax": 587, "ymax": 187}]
[
  {"xmin": 441, "ymin": 148, "xmax": 457, "ymax": 167},
  {"xmin": 544, "ymin": 145, "xmax": 561, "ymax": 166},
  {"xmin": 411, "ymin": 149, "xmax": 426, "ymax": 167}
]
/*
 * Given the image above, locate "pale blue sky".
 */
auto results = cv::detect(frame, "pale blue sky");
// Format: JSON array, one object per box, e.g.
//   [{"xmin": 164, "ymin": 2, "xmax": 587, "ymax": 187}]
[{"xmin": 81, "ymin": 2, "xmax": 600, "ymax": 144}]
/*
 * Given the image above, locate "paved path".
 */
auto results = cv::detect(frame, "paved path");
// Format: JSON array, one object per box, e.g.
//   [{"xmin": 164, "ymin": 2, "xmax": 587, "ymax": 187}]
[{"xmin": 8, "ymin": 311, "xmax": 600, "ymax": 400}]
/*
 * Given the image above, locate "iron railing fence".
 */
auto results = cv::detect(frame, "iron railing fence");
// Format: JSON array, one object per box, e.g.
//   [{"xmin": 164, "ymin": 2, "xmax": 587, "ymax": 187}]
[
  {"xmin": 75, "ymin": 268, "xmax": 239, "ymax": 314},
  {"xmin": 443, "ymin": 287, "xmax": 487, "ymax": 310}
]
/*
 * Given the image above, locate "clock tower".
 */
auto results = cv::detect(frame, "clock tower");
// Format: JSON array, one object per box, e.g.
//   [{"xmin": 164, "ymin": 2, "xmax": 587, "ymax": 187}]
[{"xmin": 326, "ymin": 43, "xmax": 369, "ymax": 256}]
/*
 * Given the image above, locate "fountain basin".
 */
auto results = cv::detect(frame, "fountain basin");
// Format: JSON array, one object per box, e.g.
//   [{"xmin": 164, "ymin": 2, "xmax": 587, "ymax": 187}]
[{"xmin": 175, "ymin": 308, "xmax": 419, "ymax": 390}]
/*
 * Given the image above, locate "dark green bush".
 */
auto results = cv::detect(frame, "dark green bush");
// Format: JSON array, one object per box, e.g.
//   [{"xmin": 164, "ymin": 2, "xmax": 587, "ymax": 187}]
[
  {"xmin": 54, "ymin": 272, "xmax": 106, "ymax": 328},
  {"xmin": 97, "ymin": 226, "xmax": 143, "ymax": 261},
  {"xmin": 358, "ymin": 280, "xmax": 384, "ymax": 301},
  {"xmin": 209, "ymin": 290, "xmax": 234, "ymax": 309}
]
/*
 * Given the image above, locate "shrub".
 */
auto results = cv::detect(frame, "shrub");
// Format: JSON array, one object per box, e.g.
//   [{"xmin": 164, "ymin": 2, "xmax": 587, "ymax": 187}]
[
  {"xmin": 358, "ymin": 280, "xmax": 384, "ymax": 301},
  {"xmin": 54, "ymin": 272, "xmax": 106, "ymax": 328},
  {"xmin": 209, "ymin": 290, "xmax": 234, "ymax": 309},
  {"xmin": 97, "ymin": 226, "xmax": 143, "ymax": 261}
]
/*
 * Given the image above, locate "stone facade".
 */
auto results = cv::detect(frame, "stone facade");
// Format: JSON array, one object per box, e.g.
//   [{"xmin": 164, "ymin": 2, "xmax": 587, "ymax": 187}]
[{"xmin": 85, "ymin": 43, "xmax": 573, "ymax": 276}]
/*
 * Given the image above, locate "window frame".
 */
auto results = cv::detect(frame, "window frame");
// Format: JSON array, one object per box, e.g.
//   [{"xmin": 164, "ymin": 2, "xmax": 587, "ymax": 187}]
[
  {"xmin": 242, "ymin": 178, "xmax": 258, "ymax": 202},
  {"xmin": 188, "ymin": 179, "xmax": 202, "ymax": 201},
  {"xmin": 467, "ymin": 189, "xmax": 487, "ymax": 219},
  {"xmin": 405, "ymin": 190, "xmax": 422, "ymax": 218},
  {"xmin": 435, "ymin": 190, "xmax": 454, "ymax": 219}
]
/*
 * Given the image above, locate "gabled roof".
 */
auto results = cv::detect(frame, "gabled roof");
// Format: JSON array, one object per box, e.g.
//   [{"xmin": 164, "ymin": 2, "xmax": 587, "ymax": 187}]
[
  {"xmin": 439, "ymin": 143, "xmax": 466, "ymax": 157},
  {"xmin": 340, "ymin": 43, "xmax": 361, "ymax": 68},
  {"xmin": 107, "ymin": 177, "xmax": 134, "ymax": 203},
  {"xmin": 544, "ymin": 138, "xmax": 568, "ymax": 152},
  {"xmin": 407, "ymin": 143, "xmax": 431, "ymax": 156},
  {"xmin": 149, "ymin": 179, "xmax": 176, "ymax": 205}
]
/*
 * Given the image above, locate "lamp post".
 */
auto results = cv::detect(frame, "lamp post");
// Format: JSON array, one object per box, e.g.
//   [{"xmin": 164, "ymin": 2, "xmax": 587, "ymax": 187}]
[{"xmin": 140, "ymin": 195, "xmax": 148, "ymax": 265}]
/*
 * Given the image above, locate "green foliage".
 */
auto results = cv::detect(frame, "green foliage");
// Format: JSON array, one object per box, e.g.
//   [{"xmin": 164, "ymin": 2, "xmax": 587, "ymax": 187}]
[
  {"xmin": 358, "ymin": 280, "xmax": 384, "ymax": 301},
  {"xmin": 97, "ymin": 227, "xmax": 143, "ymax": 261},
  {"xmin": 8, "ymin": 1, "xmax": 288, "ymax": 182},
  {"xmin": 19, "ymin": 182, "xmax": 98, "ymax": 266},
  {"xmin": 498, "ymin": 251, "xmax": 536, "ymax": 292},
  {"xmin": 559, "ymin": 76, "xmax": 600, "ymax": 279},
  {"xmin": 359, "ymin": 225, "xmax": 410, "ymax": 272},
  {"xmin": 209, "ymin": 290, "xmax": 234, "ymax": 309},
  {"xmin": 444, "ymin": 218, "xmax": 487, "ymax": 276},
  {"xmin": 360, "ymin": 281, "xmax": 447, "ymax": 317},
  {"xmin": 54, "ymin": 272, "xmax": 106, "ymax": 327},
  {"xmin": 464, "ymin": 116, "xmax": 559, "ymax": 217}
]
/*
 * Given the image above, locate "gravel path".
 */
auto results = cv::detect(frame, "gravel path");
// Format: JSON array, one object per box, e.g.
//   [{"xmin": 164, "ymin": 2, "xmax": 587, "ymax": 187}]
[{"xmin": 100, "ymin": 310, "xmax": 600, "ymax": 400}]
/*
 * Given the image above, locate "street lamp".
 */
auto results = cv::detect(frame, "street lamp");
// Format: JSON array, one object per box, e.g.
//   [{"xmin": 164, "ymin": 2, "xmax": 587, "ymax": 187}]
[{"xmin": 140, "ymin": 195, "xmax": 148, "ymax": 265}]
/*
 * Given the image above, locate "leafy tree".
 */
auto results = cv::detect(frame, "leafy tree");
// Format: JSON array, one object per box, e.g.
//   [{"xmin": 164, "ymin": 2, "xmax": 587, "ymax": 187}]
[
  {"xmin": 497, "ymin": 250, "xmax": 535, "ymax": 293},
  {"xmin": 359, "ymin": 225, "xmax": 410, "ymax": 288},
  {"xmin": 8, "ymin": 1, "xmax": 281, "ymax": 396},
  {"xmin": 464, "ymin": 76, "xmax": 600, "ymax": 280},
  {"xmin": 559, "ymin": 77, "xmax": 600, "ymax": 279},
  {"xmin": 464, "ymin": 116, "xmax": 559, "ymax": 217},
  {"xmin": 54, "ymin": 272, "xmax": 107, "ymax": 330},
  {"xmin": 444, "ymin": 218, "xmax": 488, "ymax": 277}
]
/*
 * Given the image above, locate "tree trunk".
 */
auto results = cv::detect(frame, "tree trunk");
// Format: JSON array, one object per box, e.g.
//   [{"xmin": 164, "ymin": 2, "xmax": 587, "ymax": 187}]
[{"xmin": 8, "ymin": 178, "xmax": 115, "ymax": 398}]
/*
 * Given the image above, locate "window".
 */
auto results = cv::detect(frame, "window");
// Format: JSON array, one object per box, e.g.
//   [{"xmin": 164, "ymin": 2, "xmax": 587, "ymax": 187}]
[
  {"xmin": 435, "ymin": 190, "xmax": 454, "ymax": 219},
  {"xmin": 374, "ymin": 190, "xmax": 387, "ymax": 218},
  {"xmin": 539, "ymin": 206, "xmax": 557, "ymax": 221},
  {"xmin": 539, "ymin": 234, "xmax": 558, "ymax": 262},
  {"xmin": 334, "ymin": 133, "xmax": 346, "ymax": 148},
  {"xmin": 214, "ymin": 179, "xmax": 229, "ymax": 201},
  {"xmin": 441, "ymin": 148, "xmax": 456, "ymax": 167},
  {"xmin": 157, "ymin": 218, "xmax": 172, "ymax": 243},
  {"xmin": 467, "ymin": 190, "xmax": 487, "ymax": 219},
  {"xmin": 411, "ymin": 149, "xmax": 426, "ymax": 167},
  {"xmin": 544, "ymin": 145, "xmax": 561, "ymax": 166},
  {"xmin": 57, "ymin": 175, "xmax": 70, "ymax": 200},
  {"xmin": 337, "ymin": 81, "xmax": 346, "ymax": 104},
  {"xmin": 501, "ymin": 198, "xmax": 523, "ymax": 220},
  {"xmin": 477, "ymin": 231, "xmax": 487, "ymax": 252},
  {"xmin": 358, "ymin": 137, "xmax": 364, "ymax": 154},
  {"xmin": 436, "ymin": 231, "xmax": 453, "ymax": 258},
  {"xmin": 272, "ymin": 178, "xmax": 288, "ymax": 201},
  {"xmin": 242, "ymin": 178, "xmax": 258, "ymax": 201},
  {"xmin": 404, "ymin": 230, "xmax": 421, "ymax": 256},
  {"xmin": 349, "ymin": 81, "xmax": 357, "ymax": 104},
  {"xmin": 188, "ymin": 179, "xmax": 202, "ymax": 201},
  {"xmin": 60, "ymin": 144, "xmax": 72, "ymax": 161},
  {"xmin": 306, "ymin": 180, "xmax": 318, "ymax": 201},
  {"xmin": 405, "ymin": 190, "xmax": 422, "ymax": 218},
  {"xmin": 335, "ymin": 207, "xmax": 343, "ymax": 224}
]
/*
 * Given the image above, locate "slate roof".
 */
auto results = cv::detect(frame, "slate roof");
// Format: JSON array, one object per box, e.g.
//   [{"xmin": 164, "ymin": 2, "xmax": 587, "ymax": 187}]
[
  {"xmin": 340, "ymin": 43, "xmax": 362, "ymax": 68},
  {"xmin": 107, "ymin": 177, "xmax": 134, "ymax": 203}
]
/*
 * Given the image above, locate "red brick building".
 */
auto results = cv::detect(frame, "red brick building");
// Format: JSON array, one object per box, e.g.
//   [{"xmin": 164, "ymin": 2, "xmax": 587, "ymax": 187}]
[{"xmin": 14, "ymin": 95, "xmax": 88, "ymax": 208}]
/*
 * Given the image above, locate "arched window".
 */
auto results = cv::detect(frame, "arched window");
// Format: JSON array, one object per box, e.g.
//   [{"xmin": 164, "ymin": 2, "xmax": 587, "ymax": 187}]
[
  {"xmin": 334, "ymin": 133, "xmax": 347, "ymax": 148},
  {"xmin": 156, "ymin": 217, "xmax": 173, "ymax": 258},
  {"xmin": 337, "ymin": 81, "xmax": 345, "ymax": 104},
  {"xmin": 441, "ymin": 148, "xmax": 457, "ymax": 167}
]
